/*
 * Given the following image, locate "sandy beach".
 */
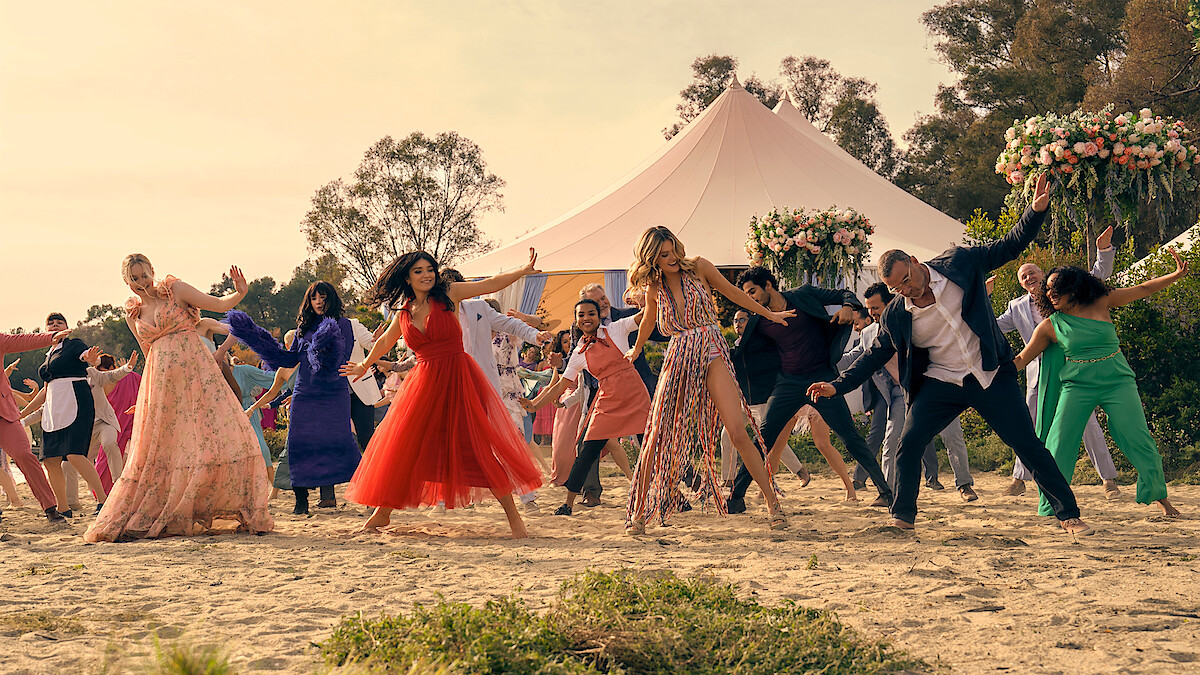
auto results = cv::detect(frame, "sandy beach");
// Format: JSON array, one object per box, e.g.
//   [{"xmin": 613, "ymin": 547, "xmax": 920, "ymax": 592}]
[{"xmin": 2, "ymin": 468, "xmax": 1198, "ymax": 674}]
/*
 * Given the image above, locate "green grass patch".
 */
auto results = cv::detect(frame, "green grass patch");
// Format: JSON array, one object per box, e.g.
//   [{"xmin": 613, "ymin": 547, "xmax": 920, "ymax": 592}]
[
  {"xmin": 0, "ymin": 610, "xmax": 84, "ymax": 635},
  {"xmin": 321, "ymin": 569, "xmax": 925, "ymax": 674},
  {"xmin": 146, "ymin": 637, "xmax": 235, "ymax": 675}
]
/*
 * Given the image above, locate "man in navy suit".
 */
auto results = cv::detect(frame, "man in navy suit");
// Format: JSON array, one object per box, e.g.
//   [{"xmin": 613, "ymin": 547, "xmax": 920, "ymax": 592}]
[{"xmin": 810, "ymin": 175, "xmax": 1092, "ymax": 536}]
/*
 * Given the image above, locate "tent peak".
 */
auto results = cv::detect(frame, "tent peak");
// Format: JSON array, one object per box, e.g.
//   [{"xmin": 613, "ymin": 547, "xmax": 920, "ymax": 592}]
[
  {"xmin": 786, "ymin": 89, "xmax": 799, "ymax": 106},
  {"xmin": 728, "ymin": 73, "xmax": 742, "ymax": 90}
]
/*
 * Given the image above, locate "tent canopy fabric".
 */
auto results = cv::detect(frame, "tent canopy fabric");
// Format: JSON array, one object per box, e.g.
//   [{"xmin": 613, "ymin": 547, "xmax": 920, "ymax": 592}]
[{"xmin": 461, "ymin": 77, "xmax": 966, "ymax": 279}]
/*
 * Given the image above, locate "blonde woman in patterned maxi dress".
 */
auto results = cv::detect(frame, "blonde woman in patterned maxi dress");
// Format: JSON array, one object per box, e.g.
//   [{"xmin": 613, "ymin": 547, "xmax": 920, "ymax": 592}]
[
  {"xmin": 85, "ymin": 254, "xmax": 274, "ymax": 542},
  {"xmin": 623, "ymin": 226, "xmax": 795, "ymax": 534}
]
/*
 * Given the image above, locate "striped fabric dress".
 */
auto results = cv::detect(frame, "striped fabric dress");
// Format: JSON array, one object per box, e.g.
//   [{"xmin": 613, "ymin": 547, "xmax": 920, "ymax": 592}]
[{"xmin": 627, "ymin": 272, "xmax": 769, "ymax": 525}]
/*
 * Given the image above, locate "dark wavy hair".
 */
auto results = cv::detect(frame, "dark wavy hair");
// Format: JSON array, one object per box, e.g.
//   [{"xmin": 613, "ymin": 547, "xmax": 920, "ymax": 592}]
[
  {"xmin": 368, "ymin": 251, "xmax": 454, "ymax": 314},
  {"xmin": 570, "ymin": 298, "xmax": 603, "ymax": 344},
  {"xmin": 736, "ymin": 266, "xmax": 779, "ymax": 291},
  {"xmin": 297, "ymin": 281, "xmax": 344, "ymax": 337},
  {"xmin": 864, "ymin": 281, "xmax": 894, "ymax": 304},
  {"xmin": 1035, "ymin": 265, "xmax": 1111, "ymax": 317}
]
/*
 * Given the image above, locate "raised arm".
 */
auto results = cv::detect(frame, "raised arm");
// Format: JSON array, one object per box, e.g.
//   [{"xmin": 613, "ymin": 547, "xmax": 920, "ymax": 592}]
[
  {"xmin": 625, "ymin": 281, "xmax": 660, "ymax": 361},
  {"xmin": 247, "ymin": 366, "xmax": 295, "ymax": 414},
  {"xmin": 1092, "ymin": 226, "xmax": 1115, "ymax": 280},
  {"xmin": 167, "ymin": 266, "xmax": 249, "ymax": 314},
  {"xmin": 979, "ymin": 173, "xmax": 1050, "ymax": 272},
  {"xmin": 0, "ymin": 331, "xmax": 55, "ymax": 356},
  {"xmin": 19, "ymin": 386, "xmax": 47, "ymax": 418},
  {"xmin": 1106, "ymin": 247, "xmax": 1189, "ymax": 309},
  {"xmin": 522, "ymin": 374, "xmax": 572, "ymax": 412},
  {"xmin": 1013, "ymin": 318, "xmax": 1057, "ymax": 371},
  {"xmin": 696, "ymin": 258, "xmax": 794, "ymax": 325},
  {"xmin": 341, "ymin": 312, "xmax": 404, "ymax": 381},
  {"xmin": 995, "ymin": 300, "xmax": 1018, "ymax": 334},
  {"xmin": 487, "ymin": 306, "xmax": 541, "ymax": 344},
  {"xmin": 447, "ymin": 248, "xmax": 540, "ymax": 303}
]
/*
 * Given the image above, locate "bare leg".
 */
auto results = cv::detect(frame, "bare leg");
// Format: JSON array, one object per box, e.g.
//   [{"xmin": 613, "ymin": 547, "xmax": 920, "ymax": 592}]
[
  {"xmin": 361, "ymin": 506, "xmax": 393, "ymax": 533},
  {"xmin": 0, "ymin": 451, "xmax": 22, "ymax": 507},
  {"xmin": 607, "ymin": 439, "xmax": 634, "ymax": 481},
  {"xmin": 65, "ymin": 454, "xmax": 108, "ymax": 503},
  {"xmin": 808, "ymin": 413, "xmax": 856, "ymax": 501},
  {"xmin": 627, "ymin": 443, "xmax": 656, "ymax": 531},
  {"xmin": 43, "ymin": 457, "xmax": 69, "ymax": 511},
  {"xmin": 491, "ymin": 490, "xmax": 528, "ymax": 539},
  {"xmin": 1158, "ymin": 498, "xmax": 1180, "ymax": 517},
  {"xmin": 267, "ymin": 466, "xmax": 279, "ymax": 499},
  {"xmin": 765, "ymin": 410, "xmax": 805, "ymax": 471},
  {"xmin": 706, "ymin": 360, "xmax": 782, "ymax": 519}
]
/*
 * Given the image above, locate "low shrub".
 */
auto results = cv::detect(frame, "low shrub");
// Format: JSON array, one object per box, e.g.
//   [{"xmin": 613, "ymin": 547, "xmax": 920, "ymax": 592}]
[{"xmin": 321, "ymin": 569, "xmax": 925, "ymax": 674}]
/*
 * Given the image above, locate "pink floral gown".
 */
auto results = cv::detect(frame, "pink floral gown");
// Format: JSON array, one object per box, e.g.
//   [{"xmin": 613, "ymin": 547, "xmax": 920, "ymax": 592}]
[{"xmin": 85, "ymin": 277, "xmax": 274, "ymax": 542}]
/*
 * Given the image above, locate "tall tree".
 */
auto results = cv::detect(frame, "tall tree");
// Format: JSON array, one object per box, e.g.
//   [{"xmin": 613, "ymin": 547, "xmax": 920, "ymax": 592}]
[
  {"xmin": 665, "ymin": 54, "xmax": 899, "ymax": 176},
  {"xmin": 901, "ymin": 0, "xmax": 1131, "ymax": 221},
  {"xmin": 663, "ymin": 55, "xmax": 781, "ymax": 139},
  {"xmin": 302, "ymin": 132, "xmax": 502, "ymax": 288}
]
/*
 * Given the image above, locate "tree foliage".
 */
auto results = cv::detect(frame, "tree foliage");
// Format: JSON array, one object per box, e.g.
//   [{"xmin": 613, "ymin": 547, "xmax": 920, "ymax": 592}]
[
  {"xmin": 302, "ymin": 132, "xmax": 502, "ymax": 289},
  {"xmin": 899, "ymin": 0, "xmax": 1131, "ymax": 222},
  {"xmin": 664, "ymin": 54, "xmax": 899, "ymax": 177}
]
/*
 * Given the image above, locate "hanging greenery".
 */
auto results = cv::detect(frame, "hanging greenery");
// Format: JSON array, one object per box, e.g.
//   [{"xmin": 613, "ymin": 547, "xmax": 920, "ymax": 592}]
[{"xmin": 995, "ymin": 106, "xmax": 1199, "ymax": 257}]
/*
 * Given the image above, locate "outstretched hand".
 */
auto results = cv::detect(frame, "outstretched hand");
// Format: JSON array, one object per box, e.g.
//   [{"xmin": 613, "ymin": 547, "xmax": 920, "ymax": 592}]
[
  {"xmin": 766, "ymin": 309, "xmax": 796, "ymax": 326},
  {"xmin": 807, "ymin": 382, "xmax": 835, "ymax": 402},
  {"xmin": 230, "ymin": 266, "xmax": 249, "ymax": 296},
  {"xmin": 985, "ymin": 275, "xmax": 997, "ymax": 296},
  {"xmin": 1031, "ymin": 173, "xmax": 1050, "ymax": 212},
  {"xmin": 51, "ymin": 329, "xmax": 72, "ymax": 345},
  {"xmin": 1168, "ymin": 247, "xmax": 1189, "ymax": 278},
  {"xmin": 519, "ymin": 248, "xmax": 541, "ymax": 276},
  {"xmin": 830, "ymin": 306, "xmax": 855, "ymax": 325},
  {"xmin": 82, "ymin": 346, "xmax": 103, "ymax": 367},
  {"xmin": 1096, "ymin": 225, "xmax": 1114, "ymax": 251},
  {"xmin": 127, "ymin": 351, "xmax": 140, "ymax": 371},
  {"xmin": 3, "ymin": 358, "xmax": 17, "ymax": 376},
  {"xmin": 340, "ymin": 360, "xmax": 367, "ymax": 382}
]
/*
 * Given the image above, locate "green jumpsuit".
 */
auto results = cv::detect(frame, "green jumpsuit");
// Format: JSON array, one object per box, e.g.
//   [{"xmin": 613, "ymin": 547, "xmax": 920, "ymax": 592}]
[{"xmin": 1036, "ymin": 313, "xmax": 1167, "ymax": 516}]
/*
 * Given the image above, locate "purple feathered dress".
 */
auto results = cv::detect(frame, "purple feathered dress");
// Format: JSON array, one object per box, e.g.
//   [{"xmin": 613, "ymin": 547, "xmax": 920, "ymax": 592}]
[{"xmin": 227, "ymin": 312, "xmax": 361, "ymax": 488}]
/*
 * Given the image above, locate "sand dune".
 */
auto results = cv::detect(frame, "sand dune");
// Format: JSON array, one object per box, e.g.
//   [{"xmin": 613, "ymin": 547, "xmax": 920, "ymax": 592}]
[{"xmin": 2, "ymin": 469, "xmax": 1198, "ymax": 673}]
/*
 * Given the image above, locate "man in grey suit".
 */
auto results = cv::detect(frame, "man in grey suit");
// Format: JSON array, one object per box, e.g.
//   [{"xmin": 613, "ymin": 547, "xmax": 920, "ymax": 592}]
[{"xmin": 993, "ymin": 227, "xmax": 1120, "ymax": 498}]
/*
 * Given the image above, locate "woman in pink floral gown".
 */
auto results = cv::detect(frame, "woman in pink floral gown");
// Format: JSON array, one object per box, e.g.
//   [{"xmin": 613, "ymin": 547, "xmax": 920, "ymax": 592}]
[{"xmin": 85, "ymin": 254, "xmax": 273, "ymax": 542}]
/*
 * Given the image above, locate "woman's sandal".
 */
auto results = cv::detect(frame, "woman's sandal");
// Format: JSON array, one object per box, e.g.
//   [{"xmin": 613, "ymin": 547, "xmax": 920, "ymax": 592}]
[
  {"xmin": 769, "ymin": 511, "xmax": 789, "ymax": 531},
  {"xmin": 625, "ymin": 518, "xmax": 646, "ymax": 535}
]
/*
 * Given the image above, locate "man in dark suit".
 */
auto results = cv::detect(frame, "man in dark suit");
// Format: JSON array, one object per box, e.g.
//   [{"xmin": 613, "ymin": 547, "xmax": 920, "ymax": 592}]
[
  {"xmin": 725, "ymin": 267, "xmax": 892, "ymax": 514},
  {"xmin": 809, "ymin": 174, "xmax": 1092, "ymax": 535}
]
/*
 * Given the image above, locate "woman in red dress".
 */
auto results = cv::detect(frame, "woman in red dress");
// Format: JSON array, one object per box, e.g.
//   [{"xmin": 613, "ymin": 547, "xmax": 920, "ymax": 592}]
[{"xmin": 341, "ymin": 248, "xmax": 544, "ymax": 539}]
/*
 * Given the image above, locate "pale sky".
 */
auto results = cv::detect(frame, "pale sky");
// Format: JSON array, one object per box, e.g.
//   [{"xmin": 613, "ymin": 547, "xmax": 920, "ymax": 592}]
[{"xmin": 1, "ymin": 0, "xmax": 953, "ymax": 332}]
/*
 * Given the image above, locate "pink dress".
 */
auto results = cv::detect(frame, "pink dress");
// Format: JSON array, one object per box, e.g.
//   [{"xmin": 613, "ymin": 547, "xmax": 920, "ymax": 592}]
[
  {"xmin": 85, "ymin": 277, "xmax": 274, "ymax": 542},
  {"xmin": 96, "ymin": 371, "xmax": 141, "ymax": 493}
]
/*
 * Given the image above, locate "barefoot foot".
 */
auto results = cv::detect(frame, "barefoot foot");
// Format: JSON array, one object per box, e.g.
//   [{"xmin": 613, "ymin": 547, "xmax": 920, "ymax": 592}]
[
  {"xmin": 889, "ymin": 517, "xmax": 915, "ymax": 530},
  {"xmin": 1158, "ymin": 499, "xmax": 1181, "ymax": 517}
]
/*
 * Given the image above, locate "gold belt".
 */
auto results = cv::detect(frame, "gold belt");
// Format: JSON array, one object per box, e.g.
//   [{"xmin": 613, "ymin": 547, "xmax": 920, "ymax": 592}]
[{"xmin": 1065, "ymin": 349, "xmax": 1120, "ymax": 364}]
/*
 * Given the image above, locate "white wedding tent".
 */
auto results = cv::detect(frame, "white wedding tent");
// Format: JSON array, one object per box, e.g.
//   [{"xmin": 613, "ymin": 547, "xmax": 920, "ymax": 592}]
[{"xmin": 461, "ymin": 76, "xmax": 966, "ymax": 320}]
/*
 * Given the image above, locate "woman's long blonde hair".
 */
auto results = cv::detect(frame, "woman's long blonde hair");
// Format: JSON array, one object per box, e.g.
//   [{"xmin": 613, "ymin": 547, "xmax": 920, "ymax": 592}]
[
  {"xmin": 121, "ymin": 253, "xmax": 154, "ymax": 286},
  {"xmin": 628, "ymin": 226, "xmax": 697, "ymax": 289}
]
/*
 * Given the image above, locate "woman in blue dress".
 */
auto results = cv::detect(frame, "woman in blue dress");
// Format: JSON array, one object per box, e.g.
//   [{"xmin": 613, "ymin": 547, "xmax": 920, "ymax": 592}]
[{"xmin": 228, "ymin": 282, "xmax": 361, "ymax": 514}]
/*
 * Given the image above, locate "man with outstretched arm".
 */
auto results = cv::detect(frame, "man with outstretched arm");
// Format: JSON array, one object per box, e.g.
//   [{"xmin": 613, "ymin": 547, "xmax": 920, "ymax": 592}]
[{"xmin": 809, "ymin": 174, "xmax": 1093, "ymax": 536}]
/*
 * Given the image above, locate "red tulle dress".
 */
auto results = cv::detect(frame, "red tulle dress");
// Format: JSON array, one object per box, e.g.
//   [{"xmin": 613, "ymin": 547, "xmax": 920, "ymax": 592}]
[{"xmin": 345, "ymin": 300, "xmax": 543, "ymax": 510}]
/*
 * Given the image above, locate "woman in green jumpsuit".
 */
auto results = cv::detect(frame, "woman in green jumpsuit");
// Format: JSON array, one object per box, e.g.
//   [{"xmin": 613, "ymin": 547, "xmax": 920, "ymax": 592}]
[{"xmin": 1014, "ymin": 248, "xmax": 1187, "ymax": 518}]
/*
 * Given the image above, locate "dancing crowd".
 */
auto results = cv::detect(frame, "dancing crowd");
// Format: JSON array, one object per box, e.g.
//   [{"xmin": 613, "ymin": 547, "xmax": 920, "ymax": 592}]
[{"xmin": 0, "ymin": 174, "xmax": 1188, "ymax": 541}]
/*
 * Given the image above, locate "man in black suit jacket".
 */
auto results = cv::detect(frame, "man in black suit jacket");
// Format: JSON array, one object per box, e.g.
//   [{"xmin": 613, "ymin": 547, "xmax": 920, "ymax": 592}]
[
  {"xmin": 726, "ymin": 267, "xmax": 892, "ymax": 513},
  {"xmin": 809, "ymin": 175, "xmax": 1092, "ymax": 536}
]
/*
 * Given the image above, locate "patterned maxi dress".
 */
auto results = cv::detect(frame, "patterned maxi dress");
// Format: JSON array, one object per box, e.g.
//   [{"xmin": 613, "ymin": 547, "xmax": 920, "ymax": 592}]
[
  {"xmin": 85, "ymin": 277, "xmax": 274, "ymax": 542},
  {"xmin": 627, "ymin": 272, "xmax": 769, "ymax": 524}
]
